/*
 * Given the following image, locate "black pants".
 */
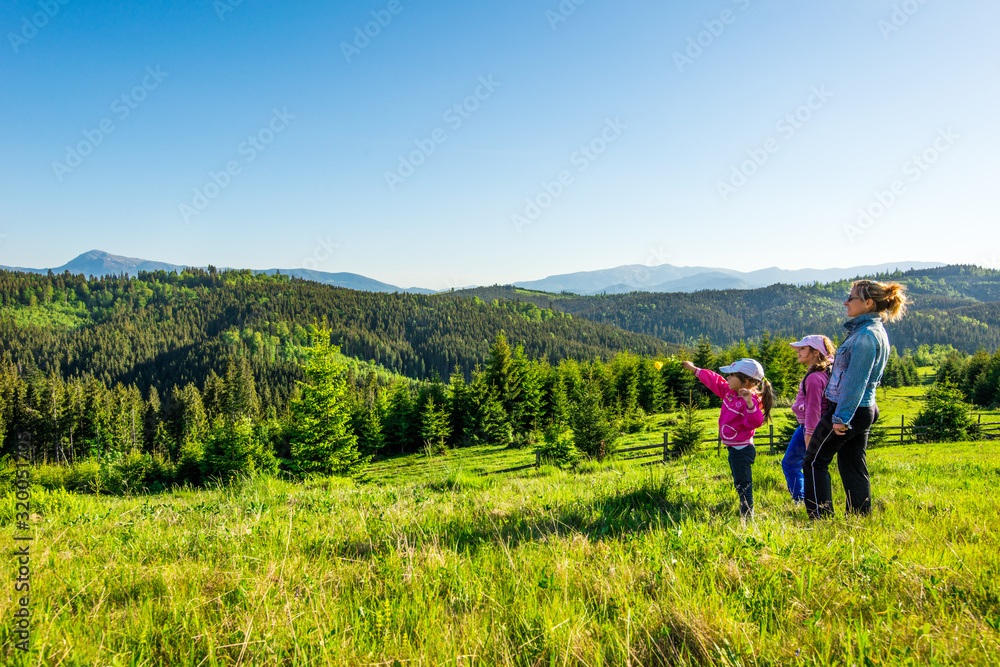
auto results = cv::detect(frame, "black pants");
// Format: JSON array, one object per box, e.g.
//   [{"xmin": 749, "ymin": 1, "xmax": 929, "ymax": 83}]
[
  {"xmin": 727, "ymin": 445, "xmax": 756, "ymax": 519},
  {"xmin": 803, "ymin": 403, "xmax": 878, "ymax": 519}
]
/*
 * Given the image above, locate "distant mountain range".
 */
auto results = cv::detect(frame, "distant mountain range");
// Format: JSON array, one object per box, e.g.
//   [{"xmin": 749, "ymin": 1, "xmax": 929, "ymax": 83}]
[
  {"xmin": 513, "ymin": 261, "xmax": 947, "ymax": 295},
  {"xmin": 0, "ymin": 250, "xmax": 944, "ymax": 296},
  {"xmin": 0, "ymin": 250, "xmax": 435, "ymax": 294}
]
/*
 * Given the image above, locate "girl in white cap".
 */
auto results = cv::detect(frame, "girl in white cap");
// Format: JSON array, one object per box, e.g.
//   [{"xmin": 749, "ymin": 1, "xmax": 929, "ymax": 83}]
[
  {"xmin": 784, "ymin": 335, "xmax": 837, "ymax": 502},
  {"xmin": 682, "ymin": 357, "xmax": 773, "ymax": 520}
]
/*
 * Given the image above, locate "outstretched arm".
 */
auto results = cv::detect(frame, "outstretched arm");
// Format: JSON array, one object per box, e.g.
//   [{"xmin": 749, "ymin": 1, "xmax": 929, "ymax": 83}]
[{"xmin": 683, "ymin": 362, "xmax": 729, "ymax": 400}]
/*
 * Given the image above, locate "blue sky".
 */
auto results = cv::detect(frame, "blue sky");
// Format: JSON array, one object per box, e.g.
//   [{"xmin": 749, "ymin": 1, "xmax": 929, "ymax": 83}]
[{"xmin": 1, "ymin": 0, "xmax": 998, "ymax": 289}]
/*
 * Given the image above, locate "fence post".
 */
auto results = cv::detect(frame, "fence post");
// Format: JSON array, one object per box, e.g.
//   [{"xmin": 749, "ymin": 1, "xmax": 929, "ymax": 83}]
[
  {"xmin": 662, "ymin": 432, "xmax": 669, "ymax": 462},
  {"xmin": 535, "ymin": 450, "xmax": 541, "ymax": 469},
  {"xmin": 900, "ymin": 415, "xmax": 905, "ymax": 445},
  {"xmin": 717, "ymin": 433, "xmax": 721, "ymax": 456},
  {"xmin": 768, "ymin": 423, "xmax": 774, "ymax": 453}
]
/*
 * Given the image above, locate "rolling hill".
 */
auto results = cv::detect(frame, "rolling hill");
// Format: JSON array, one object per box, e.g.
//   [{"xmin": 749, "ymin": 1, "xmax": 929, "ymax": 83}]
[{"xmin": 446, "ymin": 265, "xmax": 1000, "ymax": 354}]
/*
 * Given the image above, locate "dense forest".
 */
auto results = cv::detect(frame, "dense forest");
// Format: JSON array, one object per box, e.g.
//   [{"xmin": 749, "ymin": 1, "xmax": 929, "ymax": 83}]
[
  {"xmin": 0, "ymin": 268, "xmax": 679, "ymax": 481},
  {"xmin": 0, "ymin": 268, "xmax": 677, "ymax": 402},
  {"xmin": 449, "ymin": 265, "xmax": 1000, "ymax": 353}
]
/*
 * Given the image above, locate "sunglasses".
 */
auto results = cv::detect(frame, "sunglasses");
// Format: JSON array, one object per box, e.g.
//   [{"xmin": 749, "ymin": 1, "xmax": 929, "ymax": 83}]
[{"xmin": 845, "ymin": 295, "xmax": 864, "ymax": 302}]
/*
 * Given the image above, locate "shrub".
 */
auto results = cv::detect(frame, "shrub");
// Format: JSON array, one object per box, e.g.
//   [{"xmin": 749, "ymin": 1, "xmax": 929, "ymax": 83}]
[
  {"xmin": 32, "ymin": 464, "xmax": 72, "ymax": 491},
  {"xmin": 621, "ymin": 408, "xmax": 649, "ymax": 434},
  {"xmin": 0, "ymin": 456, "xmax": 15, "ymax": 495},
  {"xmin": 509, "ymin": 430, "xmax": 540, "ymax": 450},
  {"xmin": 570, "ymin": 386, "xmax": 619, "ymax": 461},
  {"xmin": 109, "ymin": 450, "xmax": 153, "ymax": 493},
  {"xmin": 912, "ymin": 380, "xmax": 981, "ymax": 443},
  {"xmin": 202, "ymin": 418, "xmax": 280, "ymax": 483},
  {"xmin": 671, "ymin": 403, "xmax": 707, "ymax": 455},
  {"xmin": 145, "ymin": 454, "xmax": 178, "ymax": 491},
  {"xmin": 67, "ymin": 461, "xmax": 102, "ymax": 493},
  {"xmin": 537, "ymin": 426, "xmax": 578, "ymax": 468},
  {"xmin": 177, "ymin": 439, "xmax": 205, "ymax": 487}
]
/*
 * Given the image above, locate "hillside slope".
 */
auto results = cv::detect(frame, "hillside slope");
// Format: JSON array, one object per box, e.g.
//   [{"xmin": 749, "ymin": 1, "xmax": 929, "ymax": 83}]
[
  {"xmin": 447, "ymin": 266, "xmax": 1000, "ymax": 352},
  {"xmin": 0, "ymin": 268, "xmax": 679, "ymax": 401}
]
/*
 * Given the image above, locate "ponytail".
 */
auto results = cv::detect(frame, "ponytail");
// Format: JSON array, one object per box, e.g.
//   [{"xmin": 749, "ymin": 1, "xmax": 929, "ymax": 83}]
[
  {"xmin": 811, "ymin": 335, "xmax": 837, "ymax": 374},
  {"xmin": 854, "ymin": 280, "xmax": 908, "ymax": 322},
  {"xmin": 757, "ymin": 379, "xmax": 774, "ymax": 422}
]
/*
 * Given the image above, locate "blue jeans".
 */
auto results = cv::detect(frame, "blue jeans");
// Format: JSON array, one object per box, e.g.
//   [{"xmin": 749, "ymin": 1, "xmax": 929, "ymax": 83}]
[{"xmin": 782, "ymin": 426, "xmax": 807, "ymax": 501}]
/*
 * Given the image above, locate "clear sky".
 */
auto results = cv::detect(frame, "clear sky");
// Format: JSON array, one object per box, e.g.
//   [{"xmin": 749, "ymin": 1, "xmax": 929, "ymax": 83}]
[{"xmin": 2, "ymin": 0, "xmax": 998, "ymax": 289}]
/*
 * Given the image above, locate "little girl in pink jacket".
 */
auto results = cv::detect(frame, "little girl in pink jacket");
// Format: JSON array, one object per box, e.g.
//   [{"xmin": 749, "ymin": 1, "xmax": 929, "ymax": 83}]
[{"xmin": 682, "ymin": 357, "xmax": 773, "ymax": 520}]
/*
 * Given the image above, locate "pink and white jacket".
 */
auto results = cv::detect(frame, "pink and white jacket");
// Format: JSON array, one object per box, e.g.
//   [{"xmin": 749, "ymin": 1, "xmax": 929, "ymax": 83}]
[
  {"xmin": 790, "ymin": 369, "xmax": 831, "ymax": 436},
  {"xmin": 696, "ymin": 369, "xmax": 765, "ymax": 447}
]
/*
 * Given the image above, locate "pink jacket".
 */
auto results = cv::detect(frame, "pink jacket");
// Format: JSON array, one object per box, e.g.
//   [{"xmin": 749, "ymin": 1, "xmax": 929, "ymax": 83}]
[
  {"xmin": 696, "ymin": 369, "xmax": 765, "ymax": 447},
  {"xmin": 791, "ymin": 370, "xmax": 831, "ymax": 436}
]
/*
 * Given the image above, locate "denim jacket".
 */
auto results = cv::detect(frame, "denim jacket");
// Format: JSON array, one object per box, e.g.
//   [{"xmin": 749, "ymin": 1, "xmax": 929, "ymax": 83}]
[{"xmin": 824, "ymin": 312, "xmax": 890, "ymax": 426}]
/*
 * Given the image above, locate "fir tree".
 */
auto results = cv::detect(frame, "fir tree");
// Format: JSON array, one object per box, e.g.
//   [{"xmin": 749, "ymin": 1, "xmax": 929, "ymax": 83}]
[
  {"xmin": 569, "ymin": 385, "xmax": 618, "ymax": 461},
  {"xmin": 671, "ymin": 402, "xmax": 707, "ymax": 455},
  {"xmin": 383, "ymin": 380, "xmax": 418, "ymax": 454},
  {"xmin": 420, "ymin": 396, "xmax": 451, "ymax": 455},
  {"xmin": 288, "ymin": 322, "xmax": 368, "ymax": 477}
]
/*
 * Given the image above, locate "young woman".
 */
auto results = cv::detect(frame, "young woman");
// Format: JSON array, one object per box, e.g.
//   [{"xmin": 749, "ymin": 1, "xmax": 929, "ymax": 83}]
[
  {"xmin": 681, "ymin": 358, "xmax": 773, "ymax": 520},
  {"xmin": 783, "ymin": 335, "xmax": 836, "ymax": 502},
  {"xmin": 804, "ymin": 280, "xmax": 907, "ymax": 519}
]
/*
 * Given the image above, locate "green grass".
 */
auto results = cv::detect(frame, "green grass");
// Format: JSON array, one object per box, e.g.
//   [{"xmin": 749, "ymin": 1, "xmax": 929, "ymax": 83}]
[{"xmin": 3, "ymin": 441, "xmax": 1000, "ymax": 665}]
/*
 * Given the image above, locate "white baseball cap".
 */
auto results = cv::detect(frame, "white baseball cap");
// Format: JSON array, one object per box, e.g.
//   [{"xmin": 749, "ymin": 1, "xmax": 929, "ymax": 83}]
[
  {"xmin": 719, "ymin": 358, "xmax": 765, "ymax": 381},
  {"xmin": 790, "ymin": 335, "xmax": 831, "ymax": 358}
]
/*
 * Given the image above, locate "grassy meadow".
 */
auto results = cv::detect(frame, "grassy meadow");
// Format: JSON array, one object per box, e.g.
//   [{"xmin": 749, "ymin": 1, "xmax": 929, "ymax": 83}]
[{"xmin": 3, "ymin": 436, "xmax": 1000, "ymax": 666}]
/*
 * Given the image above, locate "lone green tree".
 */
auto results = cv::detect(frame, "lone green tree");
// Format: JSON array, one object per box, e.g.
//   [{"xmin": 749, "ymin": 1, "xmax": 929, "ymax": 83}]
[
  {"xmin": 912, "ymin": 380, "xmax": 980, "ymax": 443},
  {"xmin": 569, "ymin": 385, "xmax": 619, "ymax": 461},
  {"xmin": 671, "ymin": 402, "xmax": 707, "ymax": 455},
  {"xmin": 288, "ymin": 321, "xmax": 369, "ymax": 477}
]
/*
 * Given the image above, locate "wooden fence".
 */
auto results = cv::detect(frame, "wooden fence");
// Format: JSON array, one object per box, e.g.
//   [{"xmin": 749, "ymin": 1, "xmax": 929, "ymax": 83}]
[{"xmin": 484, "ymin": 414, "xmax": 1000, "ymax": 477}]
